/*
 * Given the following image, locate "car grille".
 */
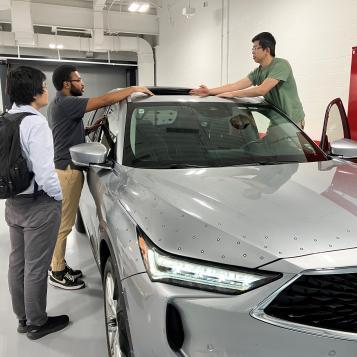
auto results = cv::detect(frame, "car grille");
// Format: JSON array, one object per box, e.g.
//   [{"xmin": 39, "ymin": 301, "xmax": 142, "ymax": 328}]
[{"xmin": 264, "ymin": 273, "xmax": 357, "ymax": 333}]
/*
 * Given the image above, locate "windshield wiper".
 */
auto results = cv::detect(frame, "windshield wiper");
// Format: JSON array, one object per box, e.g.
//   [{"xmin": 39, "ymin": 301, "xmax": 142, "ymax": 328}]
[
  {"xmin": 258, "ymin": 160, "xmax": 300, "ymax": 165},
  {"xmin": 160, "ymin": 163, "xmax": 209, "ymax": 169},
  {"xmin": 232, "ymin": 160, "xmax": 300, "ymax": 166}
]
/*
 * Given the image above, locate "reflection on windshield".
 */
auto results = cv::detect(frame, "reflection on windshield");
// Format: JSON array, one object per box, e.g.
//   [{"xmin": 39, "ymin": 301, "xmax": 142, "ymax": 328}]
[
  {"xmin": 241, "ymin": 164, "xmax": 298, "ymax": 200},
  {"xmin": 123, "ymin": 102, "xmax": 327, "ymax": 168}
]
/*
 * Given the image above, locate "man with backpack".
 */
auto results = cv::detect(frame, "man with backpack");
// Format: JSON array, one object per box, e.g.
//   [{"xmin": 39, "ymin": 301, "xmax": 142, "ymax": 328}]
[{"xmin": 3, "ymin": 66, "xmax": 69, "ymax": 339}]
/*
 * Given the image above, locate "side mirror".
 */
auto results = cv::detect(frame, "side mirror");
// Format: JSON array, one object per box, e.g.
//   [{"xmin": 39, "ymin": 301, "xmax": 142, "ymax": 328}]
[
  {"xmin": 70, "ymin": 143, "xmax": 112, "ymax": 169},
  {"xmin": 330, "ymin": 139, "xmax": 357, "ymax": 159}
]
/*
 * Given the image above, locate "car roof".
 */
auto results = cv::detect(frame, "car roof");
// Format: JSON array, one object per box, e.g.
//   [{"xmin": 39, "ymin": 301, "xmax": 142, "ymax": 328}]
[{"xmin": 128, "ymin": 86, "xmax": 267, "ymax": 105}]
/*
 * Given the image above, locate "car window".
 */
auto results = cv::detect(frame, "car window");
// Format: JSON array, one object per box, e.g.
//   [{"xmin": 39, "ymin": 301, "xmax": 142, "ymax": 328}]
[
  {"xmin": 87, "ymin": 107, "xmax": 107, "ymax": 142},
  {"xmin": 107, "ymin": 104, "xmax": 121, "ymax": 137},
  {"xmin": 96, "ymin": 104, "xmax": 120, "ymax": 160},
  {"xmin": 325, "ymin": 104, "xmax": 345, "ymax": 143},
  {"xmin": 123, "ymin": 102, "xmax": 327, "ymax": 168}
]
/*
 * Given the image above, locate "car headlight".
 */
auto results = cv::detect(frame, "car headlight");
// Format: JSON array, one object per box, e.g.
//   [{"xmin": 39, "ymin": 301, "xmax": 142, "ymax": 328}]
[{"xmin": 138, "ymin": 230, "xmax": 281, "ymax": 295}]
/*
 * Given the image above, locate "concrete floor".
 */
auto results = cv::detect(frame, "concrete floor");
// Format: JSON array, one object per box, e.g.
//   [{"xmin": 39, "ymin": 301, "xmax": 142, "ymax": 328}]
[{"xmin": 0, "ymin": 200, "xmax": 107, "ymax": 357}]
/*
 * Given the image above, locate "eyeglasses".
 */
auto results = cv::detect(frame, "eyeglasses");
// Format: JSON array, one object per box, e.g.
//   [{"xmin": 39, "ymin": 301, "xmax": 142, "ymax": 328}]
[{"xmin": 252, "ymin": 46, "xmax": 263, "ymax": 52}]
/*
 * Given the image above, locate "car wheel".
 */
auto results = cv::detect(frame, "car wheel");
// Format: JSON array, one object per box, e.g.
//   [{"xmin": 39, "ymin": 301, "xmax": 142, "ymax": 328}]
[
  {"xmin": 104, "ymin": 257, "xmax": 131, "ymax": 357},
  {"xmin": 75, "ymin": 208, "xmax": 86, "ymax": 233}
]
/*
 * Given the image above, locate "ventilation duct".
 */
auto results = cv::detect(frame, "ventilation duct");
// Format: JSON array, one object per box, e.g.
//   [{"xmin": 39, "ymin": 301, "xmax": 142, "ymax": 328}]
[
  {"xmin": 11, "ymin": 1, "xmax": 34, "ymax": 46},
  {"xmin": 0, "ymin": 0, "xmax": 11, "ymax": 11},
  {"xmin": 0, "ymin": 32, "xmax": 154, "ymax": 85}
]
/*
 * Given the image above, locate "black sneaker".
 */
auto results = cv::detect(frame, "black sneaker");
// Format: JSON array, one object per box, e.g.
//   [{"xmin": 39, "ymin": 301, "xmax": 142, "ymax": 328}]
[
  {"xmin": 64, "ymin": 261, "xmax": 83, "ymax": 279},
  {"xmin": 17, "ymin": 320, "xmax": 27, "ymax": 333},
  {"xmin": 48, "ymin": 262, "xmax": 83, "ymax": 279},
  {"xmin": 49, "ymin": 270, "xmax": 85, "ymax": 290},
  {"xmin": 27, "ymin": 315, "xmax": 69, "ymax": 340}
]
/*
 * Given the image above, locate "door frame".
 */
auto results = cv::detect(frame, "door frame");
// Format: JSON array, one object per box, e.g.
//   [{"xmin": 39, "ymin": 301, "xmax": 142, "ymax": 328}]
[{"xmin": 320, "ymin": 97, "xmax": 350, "ymax": 152}]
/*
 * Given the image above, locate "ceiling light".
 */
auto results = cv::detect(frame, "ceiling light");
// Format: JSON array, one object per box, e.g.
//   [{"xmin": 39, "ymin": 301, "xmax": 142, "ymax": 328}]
[
  {"xmin": 128, "ymin": 2, "xmax": 140, "ymax": 12},
  {"xmin": 138, "ymin": 3, "xmax": 150, "ymax": 12},
  {"xmin": 49, "ymin": 43, "xmax": 56, "ymax": 49},
  {"xmin": 56, "ymin": 44, "xmax": 64, "ymax": 49},
  {"xmin": 128, "ymin": 2, "xmax": 150, "ymax": 13}
]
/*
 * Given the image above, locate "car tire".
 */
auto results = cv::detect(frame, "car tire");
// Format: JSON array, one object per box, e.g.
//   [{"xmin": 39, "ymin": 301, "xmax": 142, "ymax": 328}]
[
  {"xmin": 103, "ymin": 257, "xmax": 132, "ymax": 357},
  {"xmin": 75, "ymin": 208, "xmax": 86, "ymax": 234}
]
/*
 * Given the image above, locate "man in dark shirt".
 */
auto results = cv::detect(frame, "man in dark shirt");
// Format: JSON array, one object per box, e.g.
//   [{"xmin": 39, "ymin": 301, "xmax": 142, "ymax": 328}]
[{"xmin": 48, "ymin": 64, "xmax": 153, "ymax": 289}]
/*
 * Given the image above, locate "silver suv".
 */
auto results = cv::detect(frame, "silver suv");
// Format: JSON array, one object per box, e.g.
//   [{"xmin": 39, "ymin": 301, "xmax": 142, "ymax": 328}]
[{"xmin": 71, "ymin": 88, "xmax": 357, "ymax": 357}]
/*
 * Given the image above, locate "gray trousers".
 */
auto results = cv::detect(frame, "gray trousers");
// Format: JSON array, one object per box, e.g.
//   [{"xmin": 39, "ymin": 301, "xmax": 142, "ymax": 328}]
[{"xmin": 5, "ymin": 194, "xmax": 61, "ymax": 326}]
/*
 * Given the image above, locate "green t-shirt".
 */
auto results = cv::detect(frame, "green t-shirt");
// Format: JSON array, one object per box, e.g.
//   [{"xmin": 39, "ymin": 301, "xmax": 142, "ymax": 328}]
[{"xmin": 248, "ymin": 58, "xmax": 305, "ymax": 124}]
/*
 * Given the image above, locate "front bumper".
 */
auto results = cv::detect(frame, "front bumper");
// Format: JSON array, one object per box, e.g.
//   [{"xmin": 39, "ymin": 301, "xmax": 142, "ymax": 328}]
[{"xmin": 122, "ymin": 272, "xmax": 357, "ymax": 357}]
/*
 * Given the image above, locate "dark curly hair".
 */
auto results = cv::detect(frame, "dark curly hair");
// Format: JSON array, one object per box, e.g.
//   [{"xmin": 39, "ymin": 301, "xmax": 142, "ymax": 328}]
[{"xmin": 52, "ymin": 64, "xmax": 77, "ymax": 91}]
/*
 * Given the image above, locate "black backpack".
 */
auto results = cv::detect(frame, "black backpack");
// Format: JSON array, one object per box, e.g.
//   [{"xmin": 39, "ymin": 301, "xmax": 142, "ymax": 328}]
[{"xmin": 0, "ymin": 112, "xmax": 35, "ymax": 199}]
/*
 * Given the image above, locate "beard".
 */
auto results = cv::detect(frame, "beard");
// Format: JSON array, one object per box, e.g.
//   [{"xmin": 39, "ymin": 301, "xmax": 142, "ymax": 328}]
[{"xmin": 70, "ymin": 86, "xmax": 83, "ymax": 97}]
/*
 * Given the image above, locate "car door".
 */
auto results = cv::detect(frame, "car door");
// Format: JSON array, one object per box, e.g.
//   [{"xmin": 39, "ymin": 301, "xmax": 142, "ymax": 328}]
[
  {"xmin": 319, "ymin": 98, "xmax": 357, "ymax": 216},
  {"xmin": 88, "ymin": 103, "xmax": 125, "ymax": 255},
  {"xmin": 319, "ymin": 97, "xmax": 351, "ymax": 153},
  {"xmin": 80, "ymin": 107, "xmax": 111, "ymax": 261}
]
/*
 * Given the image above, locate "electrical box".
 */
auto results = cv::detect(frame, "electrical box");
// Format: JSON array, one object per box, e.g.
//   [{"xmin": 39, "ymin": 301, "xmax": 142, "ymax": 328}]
[{"xmin": 348, "ymin": 47, "xmax": 357, "ymax": 140}]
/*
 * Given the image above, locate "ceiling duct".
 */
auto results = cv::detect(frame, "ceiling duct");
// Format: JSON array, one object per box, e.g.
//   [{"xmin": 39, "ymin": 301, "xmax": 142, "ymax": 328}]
[
  {"xmin": 11, "ymin": 1, "xmax": 34, "ymax": 46},
  {"xmin": 33, "ymin": 25, "xmax": 92, "ymax": 38},
  {"xmin": 55, "ymin": 26, "xmax": 92, "ymax": 38},
  {"xmin": 93, "ymin": 0, "xmax": 106, "ymax": 51},
  {"xmin": 0, "ymin": 32, "xmax": 154, "ymax": 85},
  {"xmin": 0, "ymin": 0, "xmax": 11, "ymax": 11}
]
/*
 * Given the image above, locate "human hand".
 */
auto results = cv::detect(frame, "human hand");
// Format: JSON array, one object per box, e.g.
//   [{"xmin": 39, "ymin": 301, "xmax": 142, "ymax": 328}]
[
  {"xmin": 189, "ymin": 84, "xmax": 210, "ymax": 96},
  {"xmin": 131, "ymin": 86, "xmax": 154, "ymax": 96},
  {"xmin": 85, "ymin": 115, "xmax": 107, "ymax": 135},
  {"xmin": 93, "ymin": 115, "xmax": 107, "ymax": 129}
]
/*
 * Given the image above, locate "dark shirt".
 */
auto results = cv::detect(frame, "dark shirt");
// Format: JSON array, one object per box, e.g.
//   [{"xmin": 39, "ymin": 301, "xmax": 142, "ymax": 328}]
[{"xmin": 47, "ymin": 92, "xmax": 89, "ymax": 170}]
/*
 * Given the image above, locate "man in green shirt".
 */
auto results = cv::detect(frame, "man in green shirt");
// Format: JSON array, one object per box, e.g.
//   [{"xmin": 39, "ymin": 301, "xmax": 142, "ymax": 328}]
[{"xmin": 190, "ymin": 32, "xmax": 305, "ymax": 128}]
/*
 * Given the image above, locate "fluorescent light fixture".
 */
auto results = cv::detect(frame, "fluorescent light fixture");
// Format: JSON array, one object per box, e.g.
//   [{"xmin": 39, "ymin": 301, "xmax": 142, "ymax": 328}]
[
  {"xmin": 128, "ymin": 1, "xmax": 150, "ymax": 12},
  {"xmin": 49, "ymin": 43, "xmax": 56, "ymax": 49},
  {"xmin": 56, "ymin": 44, "xmax": 64, "ymax": 49},
  {"xmin": 128, "ymin": 2, "xmax": 140, "ymax": 12},
  {"xmin": 138, "ymin": 2, "xmax": 150, "ymax": 12}
]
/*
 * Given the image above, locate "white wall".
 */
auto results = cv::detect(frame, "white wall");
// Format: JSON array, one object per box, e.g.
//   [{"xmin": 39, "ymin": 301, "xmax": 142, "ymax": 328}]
[
  {"xmin": 156, "ymin": 0, "xmax": 223, "ymax": 88},
  {"xmin": 156, "ymin": 0, "xmax": 357, "ymax": 139}
]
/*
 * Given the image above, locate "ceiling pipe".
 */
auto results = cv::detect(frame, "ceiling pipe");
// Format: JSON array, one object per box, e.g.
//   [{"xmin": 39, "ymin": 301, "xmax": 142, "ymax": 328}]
[
  {"xmin": 93, "ymin": 0, "xmax": 107, "ymax": 50},
  {"xmin": 0, "ymin": 0, "xmax": 11, "ymax": 11},
  {"xmin": 11, "ymin": 1, "xmax": 34, "ymax": 46},
  {"xmin": 0, "ymin": 32, "xmax": 154, "ymax": 85},
  {"xmin": 0, "ymin": 56, "xmax": 137, "ymax": 67}
]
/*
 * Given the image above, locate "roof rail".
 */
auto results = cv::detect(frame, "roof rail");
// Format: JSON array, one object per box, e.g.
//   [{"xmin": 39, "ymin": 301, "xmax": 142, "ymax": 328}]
[{"xmin": 147, "ymin": 87, "xmax": 192, "ymax": 95}]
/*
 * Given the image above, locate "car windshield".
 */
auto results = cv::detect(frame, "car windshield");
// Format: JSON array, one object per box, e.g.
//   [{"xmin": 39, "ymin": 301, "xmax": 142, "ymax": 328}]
[{"xmin": 122, "ymin": 101, "xmax": 327, "ymax": 168}]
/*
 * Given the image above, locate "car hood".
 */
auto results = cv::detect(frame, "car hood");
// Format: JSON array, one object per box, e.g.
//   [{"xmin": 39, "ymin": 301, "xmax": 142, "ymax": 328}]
[{"xmin": 118, "ymin": 160, "xmax": 357, "ymax": 269}]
